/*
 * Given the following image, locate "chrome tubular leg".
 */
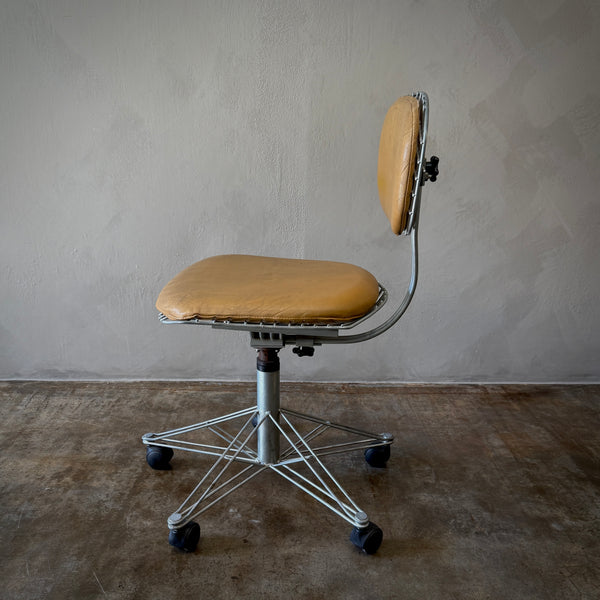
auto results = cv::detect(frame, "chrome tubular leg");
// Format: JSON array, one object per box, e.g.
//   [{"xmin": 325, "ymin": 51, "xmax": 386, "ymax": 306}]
[{"xmin": 256, "ymin": 348, "xmax": 280, "ymax": 464}]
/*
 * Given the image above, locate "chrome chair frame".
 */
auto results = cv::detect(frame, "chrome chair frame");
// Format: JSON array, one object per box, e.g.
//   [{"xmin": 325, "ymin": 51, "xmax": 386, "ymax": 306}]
[{"xmin": 143, "ymin": 92, "xmax": 436, "ymax": 553}]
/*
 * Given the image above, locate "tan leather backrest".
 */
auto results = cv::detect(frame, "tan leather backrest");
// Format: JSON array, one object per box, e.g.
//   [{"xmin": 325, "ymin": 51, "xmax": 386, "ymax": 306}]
[{"xmin": 377, "ymin": 95, "xmax": 420, "ymax": 235}]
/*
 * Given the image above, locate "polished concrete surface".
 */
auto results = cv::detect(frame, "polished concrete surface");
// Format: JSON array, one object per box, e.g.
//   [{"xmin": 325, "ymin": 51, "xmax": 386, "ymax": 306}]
[{"xmin": 1, "ymin": 382, "xmax": 599, "ymax": 599}]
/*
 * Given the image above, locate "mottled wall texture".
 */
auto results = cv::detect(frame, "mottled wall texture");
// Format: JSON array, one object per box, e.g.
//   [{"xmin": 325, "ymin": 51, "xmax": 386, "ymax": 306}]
[{"xmin": 1, "ymin": 0, "xmax": 599, "ymax": 382}]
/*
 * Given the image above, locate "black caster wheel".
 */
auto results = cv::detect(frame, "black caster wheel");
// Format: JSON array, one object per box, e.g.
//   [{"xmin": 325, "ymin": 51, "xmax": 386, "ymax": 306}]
[
  {"xmin": 169, "ymin": 521, "xmax": 200, "ymax": 552},
  {"xmin": 364, "ymin": 444, "xmax": 390, "ymax": 468},
  {"xmin": 350, "ymin": 522, "xmax": 383, "ymax": 555},
  {"xmin": 146, "ymin": 445, "xmax": 174, "ymax": 470}
]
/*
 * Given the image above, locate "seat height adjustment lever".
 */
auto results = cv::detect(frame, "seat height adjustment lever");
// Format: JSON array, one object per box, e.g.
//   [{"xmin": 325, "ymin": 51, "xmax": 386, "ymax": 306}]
[{"xmin": 293, "ymin": 346, "xmax": 315, "ymax": 357}]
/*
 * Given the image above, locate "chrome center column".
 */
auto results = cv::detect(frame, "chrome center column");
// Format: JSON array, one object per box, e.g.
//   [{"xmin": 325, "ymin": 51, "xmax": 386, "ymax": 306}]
[{"xmin": 256, "ymin": 348, "xmax": 280, "ymax": 464}]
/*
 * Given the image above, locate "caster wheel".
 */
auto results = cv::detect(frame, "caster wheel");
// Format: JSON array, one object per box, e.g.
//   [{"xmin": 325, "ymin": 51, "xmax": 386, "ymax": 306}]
[
  {"xmin": 350, "ymin": 522, "xmax": 383, "ymax": 554},
  {"xmin": 364, "ymin": 444, "xmax": 390, "ymax": 468},
  {"xmin": 146, "ymin": 445, "xmax": 174, "ymax": 470},
  {"xmin": 169, "ymin": 521, "xmax": 200, "ymax": 552}
]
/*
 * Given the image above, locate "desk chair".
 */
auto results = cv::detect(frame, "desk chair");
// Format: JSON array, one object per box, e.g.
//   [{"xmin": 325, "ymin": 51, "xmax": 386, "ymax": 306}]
[{"xmin": 143, "ymin": 92, "xmax": 439, "ymax": 554}]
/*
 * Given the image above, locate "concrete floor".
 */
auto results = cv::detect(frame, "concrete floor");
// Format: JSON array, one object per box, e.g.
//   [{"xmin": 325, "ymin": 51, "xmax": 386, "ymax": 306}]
[{"xmin": 0, "ymin": 381, "xmax": 599, "ymax": 599}]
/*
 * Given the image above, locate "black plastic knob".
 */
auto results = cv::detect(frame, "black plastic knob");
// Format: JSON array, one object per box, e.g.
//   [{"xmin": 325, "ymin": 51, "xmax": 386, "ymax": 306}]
[
  {"xmin": 424, "ymin": 156, "xmax": 439, "ymax": 182},
  {"xmin": 293, "ymin": 346, "xmax": 315, "ymax": 357}
]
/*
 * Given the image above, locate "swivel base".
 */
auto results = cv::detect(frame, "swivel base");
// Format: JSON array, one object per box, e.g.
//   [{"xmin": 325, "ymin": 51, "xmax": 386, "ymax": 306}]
[{"xmin": 142, "ymin": 349, "xmax": 392, "ymax": 553}]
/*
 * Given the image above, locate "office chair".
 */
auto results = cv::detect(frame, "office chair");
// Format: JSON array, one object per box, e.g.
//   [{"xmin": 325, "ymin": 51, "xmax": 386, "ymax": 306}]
[{"xmin": 143, "ymin": 92, "xmax": 439, "ymax": 554}]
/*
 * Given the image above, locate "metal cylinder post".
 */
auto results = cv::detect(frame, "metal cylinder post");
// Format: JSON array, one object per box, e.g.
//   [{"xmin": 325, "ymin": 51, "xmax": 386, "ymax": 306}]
[{"xmin": 256, "ymin": 348, "xmax": 280, "ymax": 464}]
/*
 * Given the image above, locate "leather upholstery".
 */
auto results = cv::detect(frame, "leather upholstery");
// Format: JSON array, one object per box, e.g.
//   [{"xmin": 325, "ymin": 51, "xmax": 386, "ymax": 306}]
[
  {"xmin": 378, "ymin": 95, "xmax": 420, "ymax": 235},
  {"xmin": 156, "ymin": 254, "xmax": 380, "ymax": 323}
]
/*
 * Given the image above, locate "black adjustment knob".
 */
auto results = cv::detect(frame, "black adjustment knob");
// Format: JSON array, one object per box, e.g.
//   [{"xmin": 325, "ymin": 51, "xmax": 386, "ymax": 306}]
[
  {"xmin": 293, "ymin": 346, "xmax": 315, "ymax": 357},
  {"xmin": 424, "ymin": 156, "xmax": 439, "ymax": 182}
]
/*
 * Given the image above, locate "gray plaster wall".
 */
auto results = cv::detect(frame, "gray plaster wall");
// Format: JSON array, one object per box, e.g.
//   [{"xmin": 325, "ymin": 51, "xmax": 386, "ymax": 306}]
[{"xmin": 1, "ymin": 0, "xmax": 599, "ymax": 382}]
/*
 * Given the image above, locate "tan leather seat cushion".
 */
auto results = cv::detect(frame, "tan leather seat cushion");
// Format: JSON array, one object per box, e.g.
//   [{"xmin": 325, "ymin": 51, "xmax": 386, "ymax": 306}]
[{"xmin": 156, "ymin": 254, "xmax": 380, "ymax": 324}]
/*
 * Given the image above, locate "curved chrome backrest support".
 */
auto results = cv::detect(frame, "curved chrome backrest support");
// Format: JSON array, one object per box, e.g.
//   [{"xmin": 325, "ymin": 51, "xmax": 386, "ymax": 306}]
[{"xmin": 324, "ymin": 226, "xmax": 419, "ymax": 345}]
